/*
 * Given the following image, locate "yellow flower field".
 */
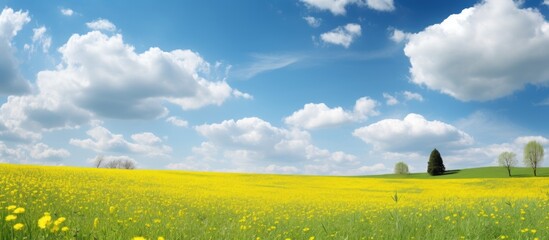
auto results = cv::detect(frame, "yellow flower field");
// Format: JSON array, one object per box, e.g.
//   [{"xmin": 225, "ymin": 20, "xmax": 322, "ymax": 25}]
[{"xmin": 0, "ymin": 163, "xmax": 548, "ymax": 239}]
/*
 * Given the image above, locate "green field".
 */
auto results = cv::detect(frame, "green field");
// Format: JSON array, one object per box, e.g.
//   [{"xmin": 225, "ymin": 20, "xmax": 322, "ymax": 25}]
[{"xmin": 364, "ymin": 166, "xmax": 549, "ymax": 179}]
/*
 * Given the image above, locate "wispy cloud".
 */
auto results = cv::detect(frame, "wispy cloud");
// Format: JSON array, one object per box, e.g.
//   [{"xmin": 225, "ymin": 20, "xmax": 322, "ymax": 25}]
[{"xmin": 234, "ymin": 54, "xmax": 301, "ymax": 79}]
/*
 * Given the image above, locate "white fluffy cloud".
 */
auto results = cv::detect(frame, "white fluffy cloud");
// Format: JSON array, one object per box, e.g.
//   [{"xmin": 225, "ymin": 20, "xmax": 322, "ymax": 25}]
[
  {"xmin": 404, "ymin": 0, "xmax": 549, "ymax": 101},
  {"xmin": 0, "ymin": 8, "xmax": 31, "ymax": 95},
  {"xmin": 70, "ymin": 125, "xmax": 172, "ymax": 157},
  {"xmin": 403, "ymin": 91, "xmax": 423, "ymax": 102},
  {"xmin": 166, "ymin": 116, "xmax": 189, "ymax": 128},
  {"xmin": 303, "ymin": 16, "xmax": 321, "ymax": 27},
  {"xmin": 0, "ymin": 141, "xmax": 70, "ymax": 163},
  {"xmin": 544, "ymin": 0, "xmax": 549, "ymax": 6},
  {"xmin": 353, "ymin": 113, "xmax": 473, "ymax": 152},
  {"xmin": 170, "ymin": 117, "xmax": 358, "ymax": 174},
  {"xmin": 382, "ymin": 93, "xmax": 398, "ymax": 105},
  {"xmin": 0, "ymin": 141, "xmax": 24, "ymax": 162},
  {"xmin": 389, "ymin": 29, "xmax": 410, "ymax": 43},
  {"xmin": 60, "ymin": 8, "xmax": 74, "ymax": 16},
  {"xmin": 320, "ymin": 23, "xmax": 361, "ymax": 48},
  {"xmin": 29, "ymin": 143, "xmax": 70, "ymax": 161},
  {"xmin": 300, "ymin": 0, "xmax": 394, "ymax": 15},
  {"xmin": 284, "ymin": 97, "xmax": 378, "ymax": 129},
  {"xmin": 0, "ymin": 30, "xmax": 242, "ymax": 140},
  {"xmin": 86, "ymin": 18, "xmax": 116, "ymax": 32},
  {"xmin": 25, "ymin": 26, "xmax": 52, "ymax": 53}
]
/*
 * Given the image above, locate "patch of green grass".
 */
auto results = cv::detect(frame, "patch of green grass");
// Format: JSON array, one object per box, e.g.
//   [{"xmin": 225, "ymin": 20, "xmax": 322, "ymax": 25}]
[{"xmin": 365, "ymin": 166, "xmax": 549, "ymax": 179}]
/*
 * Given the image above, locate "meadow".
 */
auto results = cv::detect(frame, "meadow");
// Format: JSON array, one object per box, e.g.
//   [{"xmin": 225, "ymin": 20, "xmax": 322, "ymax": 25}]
[{"xmin": 1, "ymin": 164, "xmax": 548, "ymax": 240}]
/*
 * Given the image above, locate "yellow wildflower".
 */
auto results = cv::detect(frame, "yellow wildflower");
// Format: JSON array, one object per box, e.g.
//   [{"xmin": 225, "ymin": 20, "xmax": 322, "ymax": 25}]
[
  {"xmin": 6, "ymin": 205, "xmax": 16, "ymax": 211},
  {"xmin": 62, "ymin": 226, "xmax": 69, "ymax": 232},
  {"xmin": 38, "ymin": 214, "xmax": 52, "ymax": 229},
  {"xmin": 54, "ymin": 217, "xmax": 66, "ymax": 225},
  {"xmin": 303, "ymin": 227, "xmax": 310, "ymax": 232},
  {"xmin": 13, "ymin": 223, "xmax": 24, "ymax": 230},
  {"xmin": 5, "ymin": 215, "xmax": 17, "ymax": 221},
  {"xmin": 158, "ymin": 237, "xmax": 165, "ymax": 240},
  {"xmin": 132, "ymin": 237, "xmax": 146, "ymax": 240},
  {"xmin": 93, "ymin": 217, "xmax": 99, "ymax": 229},
  {"xmin": 13, "ymin": 207, "xmax": 25, "ymax": 214}
]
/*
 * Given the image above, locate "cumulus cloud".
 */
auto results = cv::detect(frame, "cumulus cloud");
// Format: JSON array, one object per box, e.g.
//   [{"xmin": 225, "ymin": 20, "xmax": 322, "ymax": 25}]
[
  {"xmin": 0, "ymin": 141, "xmax": 70, "ymax": 163},
  {"xmin": 303, "ymin": 16, "xmax": 321, "ymax": 27},
  {"xmin": 25, "ymin": 26, "xmax": 52, "ymax": 53},
  {"xmin": 320, "ymin": 23, "xmax": 361, "ymax": 48},
  {"xmin": 60, "ymin": 8, "xmax": 74, "ymax": 16},
  {"xmin": 166, "ymin": 116, "xmax": 189, "ymax": 128},
  {"xmin": 383, "ymin": 93, "xmax": 398, "ymax": 105},
  {"xmin": 0, "ymin": 141, "xmax": 24, "ymax": 162},
  {"xmin": 300, "ymin": 0, "xmax": 394, "ymax": 15},
  {"xmin": 389, "ymin": 28, "xmax": 410, "ymax": 43},
  {"xmin": 403, "ymin": 91, "xmax": 423, "ymax": 102},
  {"xmin": 404, "ymin": 0, "xmax": 549, "ymax": 101},
  {"xmin": 353, "ymin": 113, "xmax": 474, "ymax": 152},
  {"xmin": 284, "ymin": 97, "xmax": 378, "ymax": 129},
  {"xmin": 86, "ymin": 18, "xmax": 116, "ymax": 32},
  {"xmin": 0, "ymin": 30, "xmax": 240, "ymax": 140},
  {"xmin": 29, "ymin": 143, "xmax": 70, "ymax": 161},
  {"xmin": 168, "ymin": 117, "xmax": 358, "ymax": 174},
  {"xmin": 70, "ymin": 125, "xmax": 172, "ymax": 157},
  {"xmin": 0, "ymin": 7, "xmax": 31, "ymax": 95}
]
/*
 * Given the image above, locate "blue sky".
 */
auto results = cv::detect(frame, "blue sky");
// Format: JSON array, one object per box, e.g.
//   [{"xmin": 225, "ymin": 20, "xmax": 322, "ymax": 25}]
[{"xmin": 1, "ymin": 0, "xmax": 549, "ymax": 174}]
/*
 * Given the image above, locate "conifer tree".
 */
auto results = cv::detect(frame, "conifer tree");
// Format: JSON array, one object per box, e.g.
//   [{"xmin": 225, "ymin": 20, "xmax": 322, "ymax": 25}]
[{"xmin": 427, "ymin": 148, "xmax": 445, "ymax": 176}]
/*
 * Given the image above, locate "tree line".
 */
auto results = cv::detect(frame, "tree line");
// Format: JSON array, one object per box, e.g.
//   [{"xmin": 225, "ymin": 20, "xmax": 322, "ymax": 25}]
[{"xmin": 393, "ymin": 140, "xmax": 545, "ymax": 177}]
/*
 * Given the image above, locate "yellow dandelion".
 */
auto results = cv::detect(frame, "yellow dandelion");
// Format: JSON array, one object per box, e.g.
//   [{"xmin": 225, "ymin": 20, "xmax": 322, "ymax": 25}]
[
  {"xmin": 531, "ymin": 229, "xmax": 537, "ymax": 234},
  {"xmin": 13, "ymin": 207, "xmax": 25, "ymax": 214},
  {"xmin": 5, "ymin": 214, "xmax": 17, "ymax": 221},
  {"xmin": 309, "ymin": 237, "xmax": 315, "ymax": 240},
  {"xmin": 54, "ymin": 217, "xmax": 66, "ymax": 226},
  {"xmin": 109, "ymin": 206, "xmax": 116, "ymax": 214},
  {"xmin": 158, "ymin": 237, "xmax": 165, "ymax": 240},
  {"xmin": 132, "ymin": 237, "xmax": 146, "ymax": 240},
  {"xmin": 6, "ymin": 205, "xmax": 16, "ymax": 211},
  {"xmin": 93, "ymin": 217, "xmax": 99, "ymax": 229},
  {"xmin": 62, "ymin": 226, "xmax": 69, "ymax": 232},
  {"xmin": 38, "ymin": 214, "xmax": 52, "ymax": 229},
  {"xmin": 13, "ymin": 223, "xmax": 24, "ymax": 230},
  {"xmin": 303, "ymin": 227, "xmax": 310, "ymax": 232}
]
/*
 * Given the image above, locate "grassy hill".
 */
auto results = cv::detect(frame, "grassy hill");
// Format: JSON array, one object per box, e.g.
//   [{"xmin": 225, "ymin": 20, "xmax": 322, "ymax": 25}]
[{"xmin": 363, "ymin": 166, "xmax": 549, "ymax": 179}]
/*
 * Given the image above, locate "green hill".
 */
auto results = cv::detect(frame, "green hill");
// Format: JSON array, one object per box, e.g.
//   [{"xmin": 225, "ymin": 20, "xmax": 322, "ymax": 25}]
[{"xmin": 364, "ymin": 166, "xmax": 549, "ymax": 179}]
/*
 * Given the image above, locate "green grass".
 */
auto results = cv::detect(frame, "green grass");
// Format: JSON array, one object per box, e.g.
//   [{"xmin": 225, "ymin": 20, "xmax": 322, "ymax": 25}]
[{"xmin": 364, "ymin": 166, "xmax": 549, "ymax": 179}]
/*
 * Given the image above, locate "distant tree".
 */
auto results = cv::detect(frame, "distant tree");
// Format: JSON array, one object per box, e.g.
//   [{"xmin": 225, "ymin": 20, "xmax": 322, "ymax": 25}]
[
  {"xmin": 427, "ymin": 148, "xmax": 445, "ymax": 176},
  {"xmin": 394, "ymin": 162, "xmax": 410, "ymax": 175},
  {"xmin": 93, "ymin": 156, "xmax": 136, "ymax": 170},
  {"xmin": 498, "ymin": 151, "xmax": 517, "ymax": 177},
  {"xmin": 524, "ymin": 141, "xmax": 544, "ymax": 176},
  {"xmin": 119, "ymin": 159, "xmax": 136, "ymax": 169},
  {"xmin": 92, "ymin": 155, "xmax": 105, "ymax": 168}
]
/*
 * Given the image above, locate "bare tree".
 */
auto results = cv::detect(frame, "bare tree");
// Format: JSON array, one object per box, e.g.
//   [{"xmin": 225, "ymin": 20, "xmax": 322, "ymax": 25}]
[
  {"xmin": 92, "ymin": 155, "xmax": 105, "ymax": 168},
  {"xmin": 120, "ymin": 159, "xmax": 136, "ymax": 169},
  {"xmin": 104, "ymin": 159, "xmax": 120, "ymax": 169},
  {"xmin": 498, "ymin": 151, "xmax": 517, "ymax": 177},
  {"xmin": 96, "ymin": 156, "xmax": 137, "ymax": 170}
]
